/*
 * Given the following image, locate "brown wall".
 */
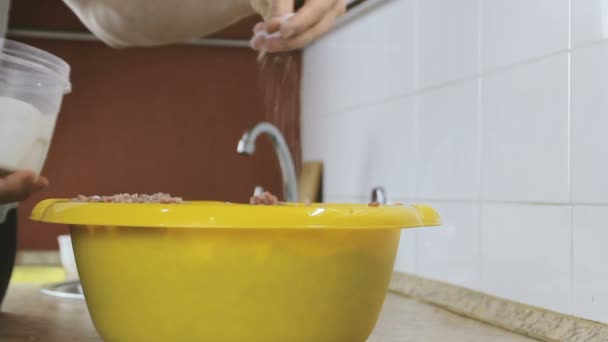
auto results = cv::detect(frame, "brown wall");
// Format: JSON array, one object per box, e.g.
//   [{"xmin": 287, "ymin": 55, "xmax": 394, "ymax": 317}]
[{"xmin": 8, "ymin": 2, "xmax": 301, "ymax": 250}]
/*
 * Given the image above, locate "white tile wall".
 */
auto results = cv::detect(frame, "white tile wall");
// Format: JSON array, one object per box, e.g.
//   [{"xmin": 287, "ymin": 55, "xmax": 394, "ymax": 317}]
[
  {"xmin": 301, "ymin": 113, "xmax": 330, "ymax": 163},
  {"xmin": 417, "ymin": 80, "xmax": 480, "ymax": 200},
  {"xmin": 572, "ymin": 0, "xmax": 608, "ymax": 47},
  {"xmin": 573, "ymin": 206, "xmax": 608, "ymax": 323},
  {"xmin": 481, "ymin": 0, "xmax": 569, "ymax": 70},
  {"xmin": 315, "ymin": 97, "xmax": 418, "ymax": 200},
  {"xmin": 364, "ymin": 98, "xmax": 418, "ymax": 201},
  {"xmin": 320, "ymin": 111, "xmax": 373, "ymax": 199},
  {"xmin": 482, "ymin": 55, "xmax": 569, "ymax": 203},
  {"xmin": 417, "ymin": 202, "xmax": 482, "ymax": 289},
  {"xmin": 301, "ymin": 0, "xmax": 417, "ymax": 117},
  {"xmin": 481, "ymin": 204, "xmax": 571, "ymax": 314},
  {"xmin": 418, "ymin": 0, "xmax": 479, "ymax": 88},
  {"xmin": 571, "ymin": 42, "xmax": 608, "ymax": 203},
  {"xmin": 394, "ymin": 229, "xmax": 418, "ymax": 273},
  {"xmin": 302, "ymin": 0, "xmax": 608, "ymax": 323}
]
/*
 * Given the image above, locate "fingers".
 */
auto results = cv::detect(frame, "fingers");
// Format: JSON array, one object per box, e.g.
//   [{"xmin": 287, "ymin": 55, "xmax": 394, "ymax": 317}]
[
  {"xmin": 250, "ymin": 14, "xmax": 291, "ymax": 50},
  {"xmin": 266, "ymin": 0, "xmax": 345, "ymax": 52},
  {"xmin": 32, "ymin": 175, "xmax": 49, "ymax": 192},
  {"xmin": 280, "ymin": 0, "xmax": 338, "ymax": 39},
  {"xmin": 250, "ymin": 0, "xmax": 346, "ymax": 53},
  {"xmin": 0, "ymin": 170, "xmax": 49, "ymax": 204}
]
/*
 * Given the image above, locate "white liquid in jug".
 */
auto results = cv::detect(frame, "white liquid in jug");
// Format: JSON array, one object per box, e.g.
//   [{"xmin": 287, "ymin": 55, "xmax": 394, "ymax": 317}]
[{"xmin": 0, "ymin": 96, "xmax": 55, "ymax": 174}]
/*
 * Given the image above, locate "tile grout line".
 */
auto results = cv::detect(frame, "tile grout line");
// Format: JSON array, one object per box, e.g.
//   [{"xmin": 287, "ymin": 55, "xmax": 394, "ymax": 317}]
[
  {"xmin": 413, "ymin": 93, "xmax": 421, "ymax": 274},
  {"xmin": 476, "ymin": 0, "xmax": 485, "ymax": 290},
  {"xmin": 413, "ymin": 0, "xmax": 420, "ymax": 97},
  {"xmin": 570, "ymin": 204, "xmax": 575, "ymax": 316},
  {"xmin": 410, "ymin": 0, "xmax": 421, "ymax": 201},
  {"xmin": 567, "ymin": 0, "xmax": 573, "ymax": 200},
  {"xmin": 567, "ymin": 0, "xmax": 575, "ymax": 315},
  {"xmin": 412, "ymin": 0, "xmax": 421, "ymax": 275},
  {"xmin": 308, "ymin": 48, "xmax": 579, "ymax": 122},
  {"xmin": 313, "ymin": 32, "xmax": 608, "ymax": 124},
  {"xmin": 573, "ymin": 34, "xmax": 608, "ymax": 50}
]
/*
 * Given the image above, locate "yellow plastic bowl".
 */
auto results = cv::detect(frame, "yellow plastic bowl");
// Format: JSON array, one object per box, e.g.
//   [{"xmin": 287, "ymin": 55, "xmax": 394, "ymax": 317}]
[{"xmin": 32, "ymin": 200, "xmax": 440, "ymax": 342}]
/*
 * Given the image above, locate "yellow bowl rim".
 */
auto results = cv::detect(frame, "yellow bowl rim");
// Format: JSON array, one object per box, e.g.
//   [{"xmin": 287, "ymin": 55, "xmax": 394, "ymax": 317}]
[{"xmin": 30, "ymin": 199, "xmax": 441, "ymax": 230}]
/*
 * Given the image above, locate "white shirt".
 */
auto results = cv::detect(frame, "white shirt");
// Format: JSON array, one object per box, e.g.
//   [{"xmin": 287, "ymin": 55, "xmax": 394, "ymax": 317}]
[{"xmin": 61, "ymin": 0, "xmax": 266, "ymax": 47}]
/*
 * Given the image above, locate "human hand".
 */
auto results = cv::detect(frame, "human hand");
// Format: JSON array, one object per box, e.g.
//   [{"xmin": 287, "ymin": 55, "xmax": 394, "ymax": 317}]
[
  {"xmin": 250, "ymin": 0, "xmax": 347, "ymax": 53},
  {"xmin": 0, "ymin": 170, "xmax": 49, "ymax": 204}
]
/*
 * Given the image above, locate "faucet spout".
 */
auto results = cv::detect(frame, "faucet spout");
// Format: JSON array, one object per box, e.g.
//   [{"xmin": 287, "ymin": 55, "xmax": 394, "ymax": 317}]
[{"xmin": 237, "ymin": 122, "xmax": 298, "ymax": 202}]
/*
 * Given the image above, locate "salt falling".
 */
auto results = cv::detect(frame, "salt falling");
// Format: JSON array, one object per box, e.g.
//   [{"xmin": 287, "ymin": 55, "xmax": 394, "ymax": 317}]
[{"xmin": 256, "ymin": 52, "xmax": 301, "ymax": 172}]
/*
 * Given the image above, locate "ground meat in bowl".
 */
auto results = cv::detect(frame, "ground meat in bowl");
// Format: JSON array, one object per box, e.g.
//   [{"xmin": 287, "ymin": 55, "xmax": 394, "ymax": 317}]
[
  {"xmin": 74, "ymin": 193, "xmax": 183, "ymax": 204},
  {"xmin": 250, "ymin": 191, "xmax": 282, "ymax": 205},
  {"xmin": 74, "ymin": 191, "xmax": 283, "ymax": 205}
]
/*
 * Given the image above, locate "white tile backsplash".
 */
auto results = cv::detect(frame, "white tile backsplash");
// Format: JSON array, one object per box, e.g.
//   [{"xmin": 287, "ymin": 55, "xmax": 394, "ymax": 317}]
[
  {"xmin": 571, "ymin": 42, "xmax": 608, "ymax": 203},
  {"xmin": 417, "ymin": 202, "xmax": 482, "ymax": 289},
  {"xmin": 482, "ymin": 55, "xmax": 569, "ymax": 203},
  {"xmin": 364, "ymin": 98, "xmax": 418, "ymax": 201},
  {"xmin": 417, "ymin": 80, "xmax": 480, "ymax": 200},
  {"xmin": 573, "ymin": 206, "xmax": 608, "ymax": 324},
  {"xmin": 481, "ymin": 204, "xmax": 572, "ymax": 314},
  {"xmin": 302, "ymin": 0, "xmax": 608, "ymax": 321},
  {"xmin": 321, "ymin": 194, "xmax": 364, "ymax": 204},
  {"xmin": 394, "ymin": 229, "xmax": 418, "ymax": 274},
  {"xmin": 481, "ymin": 0, "xmax": 569, "ymax": 70},
  {"xmin": 572, "ymin": 0, "xmax": 608, "ymax": 47},
  {"xmin": 320, "ymin": 97, "xmax": 418, "ymax": 199},
  {"xmin": 302, "ymin": 0, "xmax": 417, "ymax": 117},
  {"xmin": 301, "ymin": 113, "xmax": 330, "ymax": 163},
  {"xmin": 418, "ymin": 0, "xmax": 480, "ymax": 88},
  {"xmin": 321, "ymin": 111, "xmax": 373, "ymax": 198}
]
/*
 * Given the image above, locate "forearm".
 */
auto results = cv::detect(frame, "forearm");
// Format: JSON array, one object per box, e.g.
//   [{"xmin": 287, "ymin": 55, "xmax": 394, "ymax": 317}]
[{"xmin": 62, "ymin": 0, "xmax": 258, "ymax": 47}]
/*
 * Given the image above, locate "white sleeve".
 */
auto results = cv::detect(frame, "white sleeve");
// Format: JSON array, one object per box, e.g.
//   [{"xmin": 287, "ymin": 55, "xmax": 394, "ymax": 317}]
[{"xmin": 62, "ymin": 0, "xmax": 265, "ymax": 48}]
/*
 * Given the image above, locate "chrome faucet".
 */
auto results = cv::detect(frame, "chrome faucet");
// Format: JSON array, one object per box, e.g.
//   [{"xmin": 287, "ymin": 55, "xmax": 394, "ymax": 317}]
[
  {"xmin": 371, "ymin": 187, "xmax": 388, "ymax": 204},
  {"xmin": 237, "ymin": 122, "xmax": 298, "ymax": 202}
]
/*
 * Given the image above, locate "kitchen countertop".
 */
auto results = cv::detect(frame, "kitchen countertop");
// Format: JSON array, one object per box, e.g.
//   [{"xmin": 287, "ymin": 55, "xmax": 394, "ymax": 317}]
[{"xmin": 1, "ymin": 284, "xmax": 538, "ymax": 341}]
